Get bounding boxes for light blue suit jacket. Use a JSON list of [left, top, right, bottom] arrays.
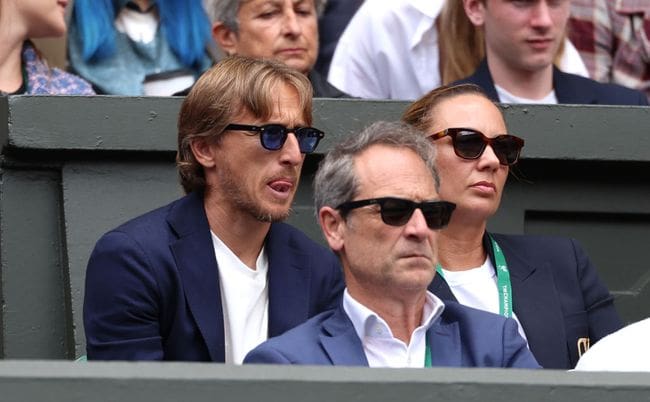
[[244, 300, 540, 368]]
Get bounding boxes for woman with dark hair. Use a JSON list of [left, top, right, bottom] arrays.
[[402, 83, 622, 369], [68, 0, 212, 95], [0, 0, 94, 95]]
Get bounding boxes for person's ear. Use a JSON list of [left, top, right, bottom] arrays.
[[189, 137, 217, 168], [212, 22, 239, 56], [463, 0, 487, 27], [319, 207, 346, 253]]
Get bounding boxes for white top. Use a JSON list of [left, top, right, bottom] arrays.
[[115, 7, 158, 44], [441, 257, 528, 342], [343, 289, 445, 368], [212, 231, 269, 364], [495, 84, 558, 104], [574, 318, 650, 372], [328, 0, 589, 100]]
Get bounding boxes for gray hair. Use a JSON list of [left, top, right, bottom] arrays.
[[205, 0, 328, 30], [313, 121, 439, 213]]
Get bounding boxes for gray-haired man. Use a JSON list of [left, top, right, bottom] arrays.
[[245, 121, 540, 368]]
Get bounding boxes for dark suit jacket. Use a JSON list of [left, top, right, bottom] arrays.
[[428, 233, 622, 369], [315, 0, 364, 77], [244, 300, 540, 368], [84, 191, 344, 361], [456, 59, 649, 105], [308, 70, 350, 98]]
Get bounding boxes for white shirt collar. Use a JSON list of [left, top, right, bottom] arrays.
[[407, 0, 445, 50], [343, 288, 445, 342]]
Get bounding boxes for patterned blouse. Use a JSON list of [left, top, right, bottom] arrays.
[[22, 41, 95, 95]]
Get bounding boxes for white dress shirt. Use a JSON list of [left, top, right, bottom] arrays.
[[343, 289, 445, 367], [328, 0, 588, 100]]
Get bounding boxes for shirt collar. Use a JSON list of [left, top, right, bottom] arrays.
[[405, 0, 445, 50], [343, 288, 445, 341]]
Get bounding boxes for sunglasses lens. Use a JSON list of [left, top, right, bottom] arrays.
[[379, 198, 415, 226], [492, 136, 522, 165], [260, 125, 287, 150], [421, 202, 455, 229], [295, 128, 322, 153], [454, 131, 486, 159]]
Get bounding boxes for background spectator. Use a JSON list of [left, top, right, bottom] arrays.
[[569, 0, 650, 103], [457, 0, 648, 104], [206, 0, 348, 98], [68, 0, 212, 95], [327, 0, 586, 100], [0, 0, 94, 95]]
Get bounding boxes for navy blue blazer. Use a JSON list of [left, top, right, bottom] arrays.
[[456, 59, 649, 105], [84, 191, 344, 361], [244, 300, 540, 368], [428, 233, 622, 369]]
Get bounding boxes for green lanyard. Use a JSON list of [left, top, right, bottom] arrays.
[[427, 236, 512, 367], [435, 235, 513, 318]]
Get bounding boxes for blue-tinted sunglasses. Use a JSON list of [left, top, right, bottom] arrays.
[[225, 123, 324, 154]]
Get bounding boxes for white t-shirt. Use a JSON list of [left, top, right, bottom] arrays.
[[440, 257, 528, 342], [343, 289, 445, 368], [574, 318, 650, 372], [212, 231, 269, 364], [495, 84, 558, 104], [328, 0, 588, 100]]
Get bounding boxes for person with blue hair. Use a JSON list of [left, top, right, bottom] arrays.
[[68, 0, 212, 95]]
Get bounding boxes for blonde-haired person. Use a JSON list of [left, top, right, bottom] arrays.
[[0, 0, 94, 95], [327, 0, 586, 100], [402, 83, 622, 369], [84, 56, 343, 363]]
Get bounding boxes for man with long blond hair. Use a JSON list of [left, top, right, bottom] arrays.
[[84, 56, 343, 363]]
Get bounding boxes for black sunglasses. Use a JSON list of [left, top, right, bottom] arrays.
[[429, 128, 524, 166], [336, 197, 456, 230], [225, 123, 324, 154]]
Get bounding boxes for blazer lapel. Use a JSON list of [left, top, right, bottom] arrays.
[[427, 316, 462, 367], [428, 274, 457, 302], [471, 59, 501, 102], [320, 308, 368, 366], [489, 233, 567, 367], [553, 67, 597, 104], [168, 192, 225, 362], [266, 223, 310, 337]]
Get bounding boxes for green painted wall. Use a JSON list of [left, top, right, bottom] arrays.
[[1, 96, 649, 361]]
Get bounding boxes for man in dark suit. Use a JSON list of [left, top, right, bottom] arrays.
[[84, 56, 344, 363], [244, 121, 539, 368], [456, 0, 648, 105]]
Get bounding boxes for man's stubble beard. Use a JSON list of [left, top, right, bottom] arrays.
[[218, 165, 295, 223]]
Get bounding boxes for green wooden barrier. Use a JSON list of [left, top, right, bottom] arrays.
[[1, 96, 649, 359]]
